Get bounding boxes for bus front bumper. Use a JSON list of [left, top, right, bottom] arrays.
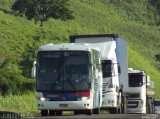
[[37, 99, 93, 110]]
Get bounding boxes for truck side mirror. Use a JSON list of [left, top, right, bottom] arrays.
[[146, 76, 150, 86], [31, 61, 36, 78], [118, 64, 121, 74]]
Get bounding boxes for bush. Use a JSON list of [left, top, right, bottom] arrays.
[[0, 58, 35, 96]]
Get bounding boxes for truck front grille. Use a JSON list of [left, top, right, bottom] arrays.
[[127, 101, 139, 108], [128, 93, 140, 98]]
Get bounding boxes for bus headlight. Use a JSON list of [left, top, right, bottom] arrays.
[[37, 97, 50, 101], [78, 97, 90, 101]]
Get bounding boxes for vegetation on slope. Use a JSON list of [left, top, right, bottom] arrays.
[[0, 0, 160, 112]]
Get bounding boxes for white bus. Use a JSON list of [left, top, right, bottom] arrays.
[[32, 43, 103, 116]]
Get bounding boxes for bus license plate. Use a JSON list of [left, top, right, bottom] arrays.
[[59, 104, 68, 107]]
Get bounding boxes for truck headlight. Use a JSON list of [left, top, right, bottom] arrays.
[[111, 100, 115, 103], [139, 100, 143, 107], [139, 100, 143, 105], [107, 100, 114, 104]]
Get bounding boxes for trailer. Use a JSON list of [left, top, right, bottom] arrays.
[[70, 34, 128, 113], [127, 68, 155, 114]]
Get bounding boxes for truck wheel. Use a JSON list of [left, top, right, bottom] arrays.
[[49, 110, 56, 116], [109, 108, 117, 114], [109, 108, 112, 114], [56, 111, 62, 116], [118, 92, 122, 114], [86, 109, 93, 115], [118, 106, 122, 114], [93, 108, 100, 114], [41, 110, 48, 116]]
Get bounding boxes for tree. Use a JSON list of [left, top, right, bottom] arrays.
[[149, 0, 160, 25], [12, 0, 74, 26]]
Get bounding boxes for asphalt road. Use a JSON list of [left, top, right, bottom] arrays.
[[0, 112, 160, 119], [35, 114, 160, 119]]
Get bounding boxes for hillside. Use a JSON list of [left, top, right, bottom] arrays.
[[0, 0, 160, 99]]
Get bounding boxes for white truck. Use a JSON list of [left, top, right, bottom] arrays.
[[154, 99, 160, 114], [127, 68, 155, 114], [32, 43, 103, 116], [70, 34, 128, 114]]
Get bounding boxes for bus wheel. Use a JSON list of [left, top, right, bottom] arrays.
[[41, 110, 48, 116], [86, 109, 93, 115], [74, 110, 80, 115], [93, 108, 100, 114], [49, 110, 56, 116], [56, 111, 62, 116]]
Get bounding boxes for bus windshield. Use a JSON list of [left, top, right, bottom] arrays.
[[36, 51, 91, 92]]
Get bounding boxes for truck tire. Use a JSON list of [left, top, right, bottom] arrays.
[[93, 108, 100, 114], [109, 108, 114, 114], [115, 107, 119, 114], [41, 110, 48, 116], [109, 108, 117, 114], [118, 106, 122, 114]]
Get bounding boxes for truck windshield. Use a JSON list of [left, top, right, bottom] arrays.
[[154, 101, 160, 106], [102, 60, 112, 78], [36, 51, 91, 92], [129, 73, 143, 87]]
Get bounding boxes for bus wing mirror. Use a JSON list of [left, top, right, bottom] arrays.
[[31, 61, 36, 78], [92, 64, 98, 79]]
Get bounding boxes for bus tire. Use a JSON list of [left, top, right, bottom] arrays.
[[74, 110, 81, 115], [86, 109, 93, 115], [41, 110, 48, 116], [49, 110, 56, 116], [56, 111, 62, 116]]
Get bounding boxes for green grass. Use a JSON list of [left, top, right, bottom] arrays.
[[0, 92, 38, 113]]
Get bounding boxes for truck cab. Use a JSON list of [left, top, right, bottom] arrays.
[[127, 68, 155, 114], [154, 99, 160, 114]]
